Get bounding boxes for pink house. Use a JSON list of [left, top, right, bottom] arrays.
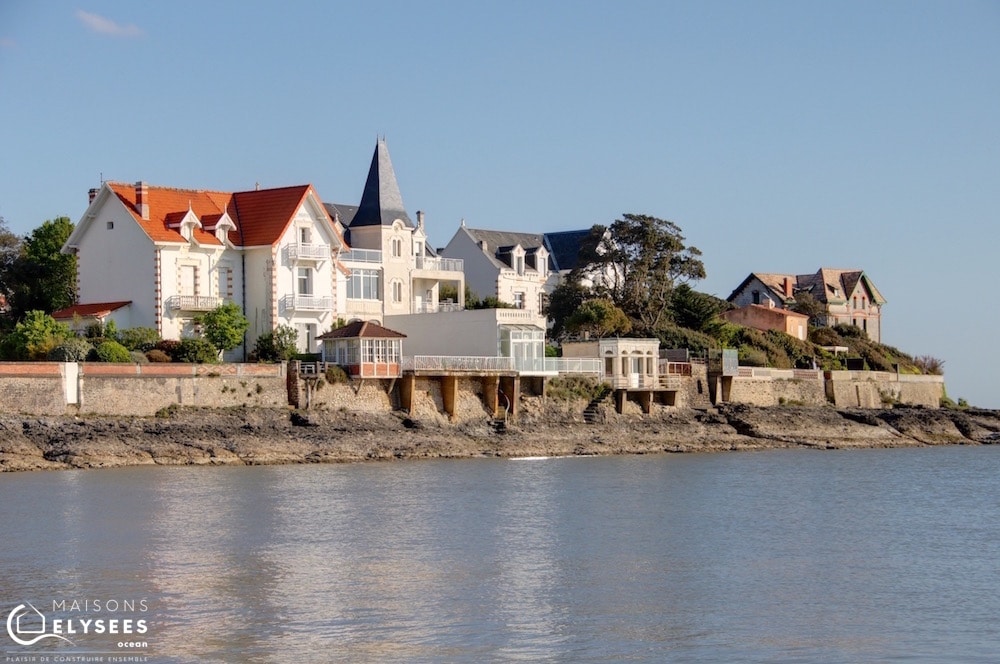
[[721, 303, 809, 341]]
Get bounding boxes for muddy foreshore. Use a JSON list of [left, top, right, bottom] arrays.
[[1, 403, 998, 472]]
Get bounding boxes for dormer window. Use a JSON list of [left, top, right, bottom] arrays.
[[516, 255, 524, 276]]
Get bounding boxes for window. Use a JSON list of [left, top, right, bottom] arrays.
[[297, 267, 313, 295], [391, 280, 403, 304], [106, 221, 114, 230], [346, 269, 381, 300], [391, 237, 403, 258], [218, 266, 233, 299], [751, 290, 760, 305], [513, 292, 524, 309], [538, 292, 548, 313], [516, 255, 525, 276], [300, 227, 311, 245], [179, 265, 197, 296]]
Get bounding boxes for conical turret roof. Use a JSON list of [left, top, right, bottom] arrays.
[[349, 138, 412, 228]]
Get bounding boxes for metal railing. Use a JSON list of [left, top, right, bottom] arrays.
[[280, 294, 334, 311], [340, 248, 382, 264], [403, 356, 516, 372], [410, 301, 465, 314], [415, 255, 464, 272], [167, 295, 223, 311], [516, 357, 603, 375], [287, 243, 331, 261]]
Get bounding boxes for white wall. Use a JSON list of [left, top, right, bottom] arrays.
[[75, 196, 157, 331], [441, 227, 500, 301]]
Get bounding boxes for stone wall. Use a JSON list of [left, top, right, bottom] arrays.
[[825, 371, 944, 409], [0, 362, 287, 417], [304, 379, 394, 414], [0, 363, 69, 415]]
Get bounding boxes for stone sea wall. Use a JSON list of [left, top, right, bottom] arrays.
[[0, 362, 946, 419]]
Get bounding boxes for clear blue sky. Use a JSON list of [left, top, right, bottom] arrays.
[[1, 1, 998, 407]]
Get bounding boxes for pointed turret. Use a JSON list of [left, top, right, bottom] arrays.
[[349, 138, 412, 228]]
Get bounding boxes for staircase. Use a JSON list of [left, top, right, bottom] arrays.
[[583, 385, 613, 424]]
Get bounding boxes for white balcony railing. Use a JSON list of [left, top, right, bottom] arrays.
[[411, 301, 465, 314], [287, 243, 331, 261], [415, 255, 464, 272], [340, 248, 382, 264], [281, 294, 334, 311], [403, 356, 516, 373], [168, 295, 223, 311]]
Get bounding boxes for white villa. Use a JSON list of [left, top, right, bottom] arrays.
[[326, 139, 465, 324], [62, 181, 344, 358]]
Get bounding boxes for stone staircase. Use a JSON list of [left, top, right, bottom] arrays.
[[583, 385, 613, 424]]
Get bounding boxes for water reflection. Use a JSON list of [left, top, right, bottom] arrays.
[[2, 447, 1000, 662]]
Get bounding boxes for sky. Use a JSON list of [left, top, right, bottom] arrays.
[[1, 1, 998, 407]]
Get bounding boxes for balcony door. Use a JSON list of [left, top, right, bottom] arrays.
[[179, 265, 197, 296]]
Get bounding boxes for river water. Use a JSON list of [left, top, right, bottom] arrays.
[[2, 446, 999, 663]]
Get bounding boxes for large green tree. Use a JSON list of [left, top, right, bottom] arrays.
[[0, 216, 22, 323], [199, 302, 249, 356], [564, 298, 632, 338], [567, 214, 706, 334], [6, 217, 77, 319]]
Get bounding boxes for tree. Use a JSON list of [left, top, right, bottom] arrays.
[[546, 281, 590, 340], [199, 302, 249, 355], [570, 214, 705, 334], [3, 310, 71, 360], [254, 324, 299, 362], [0, 216, 22, 326], [6, 217, 77, 319], [564, 298, 632, 338], [790, 291, 824, 326], [670, 284, 730, 332]]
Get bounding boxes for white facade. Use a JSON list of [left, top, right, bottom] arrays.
[[441, 225, 549, 313], [384, 308, 546, 359], [65, 181, 344, 359], [562, 337, 661, 389]]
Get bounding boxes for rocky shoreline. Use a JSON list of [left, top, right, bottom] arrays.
[[1, 403, 998, 472]]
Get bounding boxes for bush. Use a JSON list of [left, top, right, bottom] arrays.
[[255, 325, 299, 362], [145, 349, 171, 363], [324, 365, 349, 384], [154, 339, 182, 361], [92, 339, 132, 363], [809, 326, 842, 347], [175, 337, 219, 364], [130, 350, 149, 364], [546, 375, 608, 401], [117, 327, 160, 352], [47, 338, 93, 362]]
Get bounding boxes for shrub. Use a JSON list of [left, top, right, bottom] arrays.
[[913, 355, 945, 375], [145, 349, 171, 363], [738, 347, 769, 367], [324, 365, 349, 384], [254, 325, 299, 362], [6, 310, 72, 360], [130, 350, 149, 364], [47, 338, 93, 362], [175, 337, 219, 364], [200, 302, 249, 354], [154, 339, 182, 361], [546, 375, 608, 401], [92, 339, 132, 363], [117, 327, 160, 352], [833, 323, 865, 339]]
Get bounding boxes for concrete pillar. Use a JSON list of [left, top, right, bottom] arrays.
[[637, 390, 652, 414], [398, 374, 416, 413], [499, 375, 520, 418], [615, 389, 625, 414], [481, 376, 500, 417], [441, 375, 458, 418]]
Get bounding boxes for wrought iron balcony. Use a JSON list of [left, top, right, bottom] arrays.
[[280, 294, 334, 311], [168, 295, 223, 311], [286, 243, 331, 261]]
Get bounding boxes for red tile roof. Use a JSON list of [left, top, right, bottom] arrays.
[[106, 182, 336, 248], [316, 320, 407, 340], [52, 301, 131, 319]]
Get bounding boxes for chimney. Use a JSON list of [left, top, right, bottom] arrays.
[[416, 210, 425, 229], [88, 188, 99, 204], [135, 181, 149, 220], [783, 277, 793, 298]]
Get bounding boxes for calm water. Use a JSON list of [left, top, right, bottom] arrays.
[[2, 447, 1000, 663]]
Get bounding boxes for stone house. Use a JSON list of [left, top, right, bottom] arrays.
[[726, 268, 886, 342], [561, 337, 661, 389]]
